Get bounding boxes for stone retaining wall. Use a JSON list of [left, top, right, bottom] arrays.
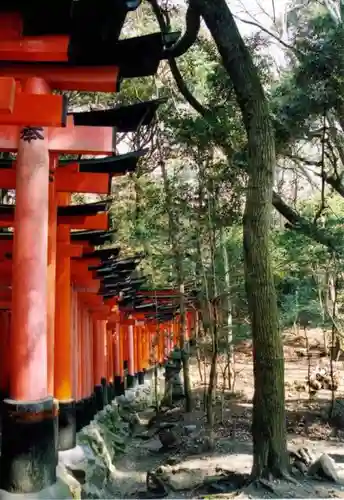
[[57, 373, 164, 499]]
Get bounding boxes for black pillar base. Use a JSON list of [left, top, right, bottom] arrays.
[[114, 376, 124, 396], [126, 374, 137, 389], [75, 399, 85, 432], [101, 377, 108, 406], [108, 382, 114, 401], [53, 399, 59, 465], [137, 371, 145, 385], [0, 387, 9, 402], [89, 392, 97, 419], [58, 399, 76, 451], [0, 397, 57, 493], [94, 384, 104, 411], [84, 396, 94, 426]]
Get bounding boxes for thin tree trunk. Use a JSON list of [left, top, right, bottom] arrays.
[[191, 0, 289, 478], [220, 226, 234, 390], [159, 160, 192, 412], [206, 181, 218, 427]]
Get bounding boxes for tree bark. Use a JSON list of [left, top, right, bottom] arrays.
[[220, 226, 234, 390], [160, 160, 193, 412], [191, 0, 289, 478]]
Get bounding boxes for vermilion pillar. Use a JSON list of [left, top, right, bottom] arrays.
[[54, 193, 76, 451], [99, 320, 109, 404], [114, 322, 124, 395], [0, 311, 10, 399], [136, 324, 145, 385], [47, 156, 58, 396], [1, 77, 56, 493], [71, 287, 78, 401], [93, 318, 106, 410], [127, 316, 136, 388], [107, 328, 114, 400]]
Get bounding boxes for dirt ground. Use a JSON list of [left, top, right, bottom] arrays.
[[110, 328, 344, 499]]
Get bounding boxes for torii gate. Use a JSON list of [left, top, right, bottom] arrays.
[[0, 1, 181, 494]]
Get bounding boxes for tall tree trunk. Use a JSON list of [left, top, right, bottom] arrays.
[[160, 160, 192, 412], [191, 0, 289, 478], [220, 226, 234, 390], [206, 181, 219, 428]]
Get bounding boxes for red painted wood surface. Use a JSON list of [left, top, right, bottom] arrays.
[[10, 77, 50, 401]]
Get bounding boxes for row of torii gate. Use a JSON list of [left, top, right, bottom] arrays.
[[0, 1, 195, 494]]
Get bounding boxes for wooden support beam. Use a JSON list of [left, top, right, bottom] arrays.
[[0, 77, 16, 114], [0, 64, 119, 92], [0, 92, 67, 127], [58, 212, 109, 230], [0, 166, 110, 194], [0, 120, 115, 154], [0, 212, 109, 230]]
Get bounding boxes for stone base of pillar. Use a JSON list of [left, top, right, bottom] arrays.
[[0, 396, 57, 493], [58, 399, 76, 451], [137, 371, 145, 385], [75, 399, 85, 432], [114, 376, 124, 396], [144, 367, 154, 381], [126, 374, 137, 389], [101, 377, 108, 406], [94, 384, 104, 411]]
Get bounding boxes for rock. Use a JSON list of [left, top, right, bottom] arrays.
[[142, 438, 163, 452], [65, 466, 86, 484], [331, 398, 344, 428], [158, 429, 179, 449], [308, 454, 339, 482], [184, 424, 197, 435], [158, 422, 176, 430], [165, 456, 180, 465], [293, 460, 309, 475], [166, 468, 207, 491]]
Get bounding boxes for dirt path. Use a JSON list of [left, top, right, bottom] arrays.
[[110, 430, 344, 498], [108, 328, 344, 498]]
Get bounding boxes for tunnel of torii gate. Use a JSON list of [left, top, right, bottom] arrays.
[[0, 0, 197, 495]]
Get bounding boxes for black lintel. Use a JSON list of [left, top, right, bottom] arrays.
[[134, 303, 157, 310], [72, 99, 165, 131], [0, 0, 73, 36], [103, 275, 145, 286], [82, 247, 120, 261], [0, 205, 14, 216], [58, 200, 111, 217], [0, 160, 12, 169], [0, 231, 13, 240], [94, 269, 132, 280], [102, 280, 145, 293], [93, 262, 135, 274], [70, 229, 116, 246], [76, 150, 147, 174], [68, 31, 180, 78], [96, 265, 136, 277], [92, 255, 142, 273], [68, 0, 141, 63]]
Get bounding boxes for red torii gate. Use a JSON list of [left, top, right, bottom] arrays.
[[0, 10, 119, 493], [0, 1, 184, 495]]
